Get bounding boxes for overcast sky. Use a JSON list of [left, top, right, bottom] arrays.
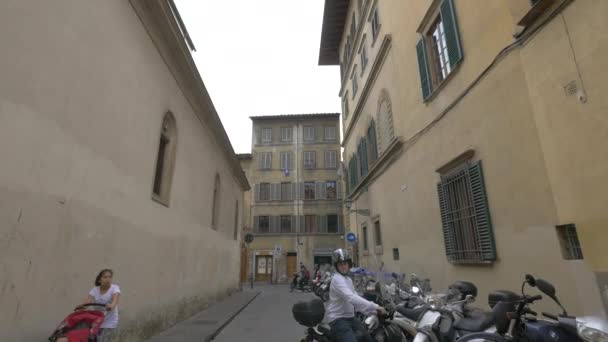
[[175, 0, 341, 153]]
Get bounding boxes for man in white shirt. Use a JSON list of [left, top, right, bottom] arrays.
[[326, 249, 386, 342]]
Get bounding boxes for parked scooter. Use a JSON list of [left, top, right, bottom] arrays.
[[456, 274, 608, 342], [291, 272, 313, 293]]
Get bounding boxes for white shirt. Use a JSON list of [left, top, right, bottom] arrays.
[[89, 284, 121, 328], [325, 273, 379, 323]]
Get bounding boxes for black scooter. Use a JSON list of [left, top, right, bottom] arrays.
[[457, 274, 608, 342]]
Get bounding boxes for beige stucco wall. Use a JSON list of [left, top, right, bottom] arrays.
[[337, 0, 607, 318], [0, 1, 245, 340]]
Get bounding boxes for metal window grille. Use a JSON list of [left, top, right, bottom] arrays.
[[557, 224, 584, 260], [392, 248, 400, 261], [374, 220, 382, 246]]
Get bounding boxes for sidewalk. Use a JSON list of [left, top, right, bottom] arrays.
[[146, 289, 260, 342]]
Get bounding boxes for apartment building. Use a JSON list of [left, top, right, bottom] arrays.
[[240, 114, 346, 283], [318, 0, 608, 317]]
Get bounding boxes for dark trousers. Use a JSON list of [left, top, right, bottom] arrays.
[[330, 317, 372, 342]]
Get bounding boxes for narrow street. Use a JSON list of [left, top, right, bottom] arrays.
[[213, 285, 312, 342]]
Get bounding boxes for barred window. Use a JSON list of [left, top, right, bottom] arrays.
[[556, 224, 583, 260], [437, 160, 496, 263]]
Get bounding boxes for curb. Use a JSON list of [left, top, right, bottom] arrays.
[[205, 291, 261, 341]]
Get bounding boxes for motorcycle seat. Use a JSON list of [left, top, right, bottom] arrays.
[[454, 310, 495, 332], [396, 305, 426, 321]]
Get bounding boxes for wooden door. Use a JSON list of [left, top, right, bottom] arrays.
[[255, 255, 273, 282], [286, 254, 297, 278], [240, 245, 248, 283]]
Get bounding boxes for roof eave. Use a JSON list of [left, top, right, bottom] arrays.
[[318, 0, 349, 66]]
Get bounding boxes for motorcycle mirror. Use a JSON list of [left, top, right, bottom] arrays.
[[525, 274, 537, 287], [412, 286, 420, 294], [535, 278, 556, 299]]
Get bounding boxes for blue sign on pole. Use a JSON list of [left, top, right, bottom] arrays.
[[346, 232, 357, 244]]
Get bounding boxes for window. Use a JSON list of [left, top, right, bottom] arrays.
[[258, 152, 272, 170], [304, 182, 315, 200], [305, 215, 317, 233], [416, 0, 463, 101], [377, 90, 395, 153], [393, 248, 400, 261], [304, 151, 316, 169], [352, 69, 359, 98], [328, 215, 339, 233], [367, 120, 378, 163], [357, 138, 369, 178], [362, 226, 369, 251], [259, 183, 270, 201], [281, 127, 293, 142], [258, 216, 270, 233], [233, 200, 239, 240], [152, 112, 177, 206], [371, 7, 381, 41], [343, 36, 351, 67], [303, 126, 316, 141], [261, 127, 272, 143], [280, 151, 292, 170], [281, 182, 292, 201], [360, 45, 368, 73], [326, 181, 337, 200], [556, 224, 583, 260], [211, 174, 221, 230], [343, 96, 350, 119], [280, 215, 292, 233], [324, 126, 337, 141], [325, 150, 338, 169], [374, 219, 383, 247], [437, 160, 496, 263]]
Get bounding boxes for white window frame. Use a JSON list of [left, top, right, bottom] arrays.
[[260, 152, 272, 170], [261, 127, 272, 143], [304, 151, 316, 169], [280, 127, 293, 142], [280, 151, 292, 170], [324, 127, 337, 141], [303, 126, 316, 141], [325, 150, 337, 169]]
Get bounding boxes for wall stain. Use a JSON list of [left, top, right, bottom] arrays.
[[14, 300, 20, 320]]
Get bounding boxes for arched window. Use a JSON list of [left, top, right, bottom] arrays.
[[211, 173, 221, 230], [152, 112, 177, 206], [377, 89, 395, 154]]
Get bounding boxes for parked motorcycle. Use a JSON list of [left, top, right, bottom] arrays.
[[456, 274, 608, 342], [291, 272, 313, 293]]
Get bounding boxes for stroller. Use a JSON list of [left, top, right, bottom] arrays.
[[48, 303, 107, 342]]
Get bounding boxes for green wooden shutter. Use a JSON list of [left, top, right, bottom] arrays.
[[361, 139, 368, 177], [440, 0, 463, 68], [437, 181, 457, 261], [469, 160, 496, 261], [416, 39, 432, 101], [368, 121, 378, 163]]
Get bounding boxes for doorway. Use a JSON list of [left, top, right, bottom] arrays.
[[286, 253, 297, 278], [255, 255, 273, 282], [314, 255, 332, 269]]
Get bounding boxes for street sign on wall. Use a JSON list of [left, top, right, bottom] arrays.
[[346, 232, 357, 245]]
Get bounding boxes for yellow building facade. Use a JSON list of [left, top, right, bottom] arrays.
[[319, 0, 608, 317], [240, 114, 346, 283]]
